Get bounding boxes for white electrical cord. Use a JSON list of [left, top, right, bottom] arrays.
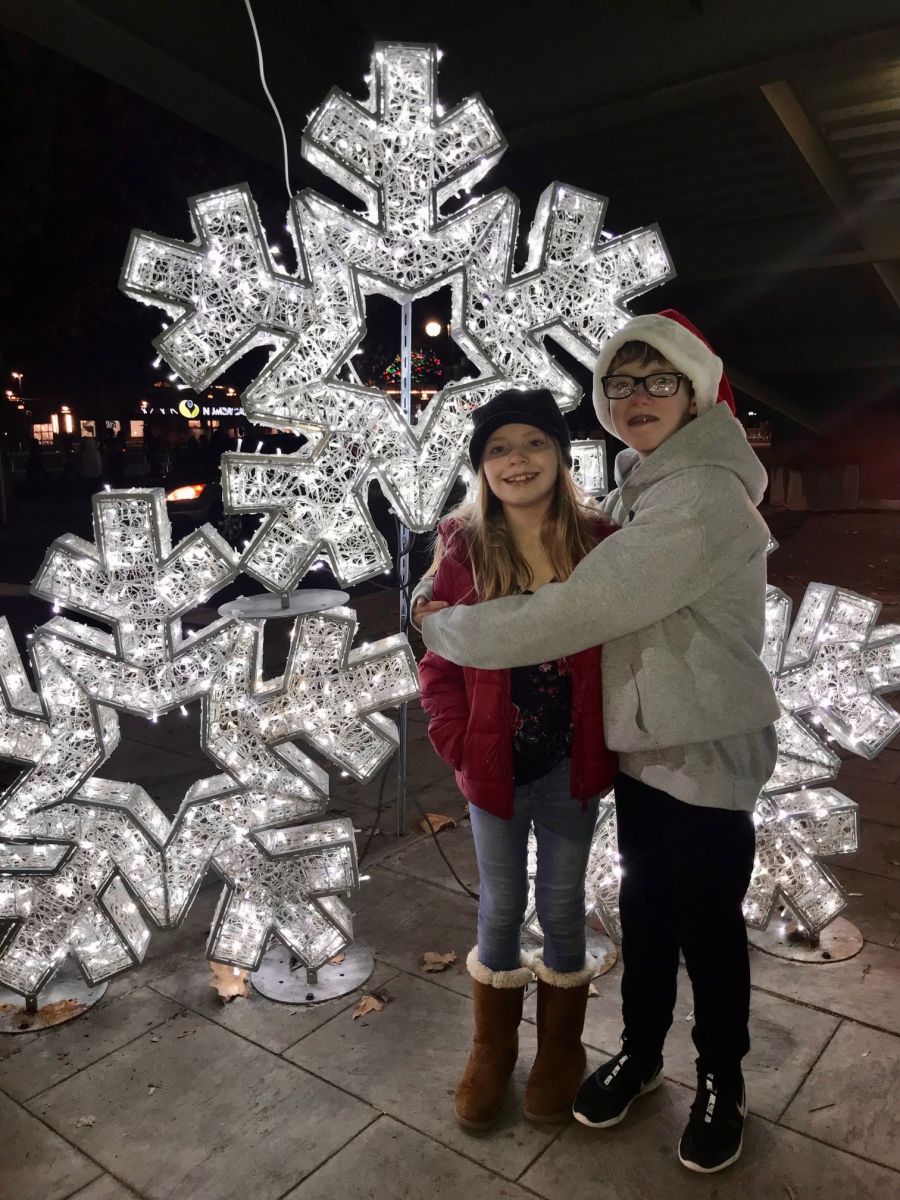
[[244, 0, 293, 199]]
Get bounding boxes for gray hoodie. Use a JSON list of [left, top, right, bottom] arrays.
[[420, 404, 780, 811]]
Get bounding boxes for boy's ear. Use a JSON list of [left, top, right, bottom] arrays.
[[689, 397, 698, 416]]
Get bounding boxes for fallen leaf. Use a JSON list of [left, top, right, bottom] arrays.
[[75, 1115, 96, 1129], [352, 988, 391, 1020], [418, 812, 456, 834], [208, 961, 251, 1002], [147, 1084, 160, 1095], [588, 982, 600, 997], [421, 950, 457, 972], [784, 1185, 797, 1200], [329, 952, 346, 965], [150, 1035, 160, 1044], [861, 1050, 870, 1057]]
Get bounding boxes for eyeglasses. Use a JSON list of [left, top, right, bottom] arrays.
[[601, 372, 687, 400]]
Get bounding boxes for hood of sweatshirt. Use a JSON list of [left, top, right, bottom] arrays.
[[612, 404, 768, 509]]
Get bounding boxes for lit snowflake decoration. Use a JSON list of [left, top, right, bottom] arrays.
[[525, 579, 900, 945], [0, 492, 418, 997], [121, 40, 674, 584], [744, 581, 899, 931]]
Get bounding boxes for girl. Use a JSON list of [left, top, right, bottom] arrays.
[[418, 388, 617, 1129]]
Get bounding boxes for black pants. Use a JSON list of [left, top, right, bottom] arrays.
[[615, 772, 756, 1078]]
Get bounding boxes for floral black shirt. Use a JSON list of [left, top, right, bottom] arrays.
[[510, 656, 574, 786]]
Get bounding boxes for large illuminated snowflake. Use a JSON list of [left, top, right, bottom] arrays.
[[525, 580, 900, 944], [0, 491, 418, 997], [120, 41, 673, 587]]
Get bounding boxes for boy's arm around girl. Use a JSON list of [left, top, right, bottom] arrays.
[[421, 464, 767, 669]]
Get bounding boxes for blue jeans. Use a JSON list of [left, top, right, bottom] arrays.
[[468, 759, 600, 974]]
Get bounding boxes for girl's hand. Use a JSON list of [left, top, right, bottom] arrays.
[[412, 598, 449, 631]]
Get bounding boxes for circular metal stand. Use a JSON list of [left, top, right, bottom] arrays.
[[0, 961, 107, 1034], [748, 915, 863, 963], [218, 589, 349, 621], [251, 940, 375, 1004]]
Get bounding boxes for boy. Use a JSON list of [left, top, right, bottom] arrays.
[[417, 310, 779, 1173]]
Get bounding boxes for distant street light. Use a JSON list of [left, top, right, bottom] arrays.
[[424, 319, 442, 338]]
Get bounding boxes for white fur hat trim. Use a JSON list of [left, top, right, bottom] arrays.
[[592, 313, 723, 434]]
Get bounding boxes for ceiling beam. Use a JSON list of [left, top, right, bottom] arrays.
[[761, 80, 900, 319]]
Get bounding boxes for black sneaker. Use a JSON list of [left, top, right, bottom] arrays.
[[678, 1071, 748, 1173], [572, 1049, 664, 1128]]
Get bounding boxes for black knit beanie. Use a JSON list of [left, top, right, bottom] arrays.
[[469, 389, 572, 470]]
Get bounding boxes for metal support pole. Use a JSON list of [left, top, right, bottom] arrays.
[[396, 300, 413, 837]]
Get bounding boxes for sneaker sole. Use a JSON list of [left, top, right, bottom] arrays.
[[677, 1096, 748, 1173], [678, 1134, 743, 1174], [572, 1069, 664, 1129]]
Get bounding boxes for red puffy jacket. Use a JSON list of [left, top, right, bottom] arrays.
[[418, 518, 618, 819]]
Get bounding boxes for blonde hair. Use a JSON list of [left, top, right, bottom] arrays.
[[428, 442, 601, 601]]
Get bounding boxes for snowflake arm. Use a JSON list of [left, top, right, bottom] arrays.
[[223, 445, 391, 589], [208, 818, 357, 971], [249, 607, 419, 781], [462, 184, 673, 407], [301, 42, 508, 297], [120, 185, 311, 390]]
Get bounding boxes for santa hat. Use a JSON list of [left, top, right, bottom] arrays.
[[592, 309, 736, 435]]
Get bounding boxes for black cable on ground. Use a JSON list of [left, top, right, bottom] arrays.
[[408, 788, 479, 902], [358, 757, 394, 866]]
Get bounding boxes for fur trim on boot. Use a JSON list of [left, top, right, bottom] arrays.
[[466, 946, 534, 989], [454, 949, 534, 1129], [527, 950, 597, 988], [523, 955, 594, 1122]]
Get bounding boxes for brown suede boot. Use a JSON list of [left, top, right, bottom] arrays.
[[523, 955, 595, 1122], [454, 948, 534, 1129]]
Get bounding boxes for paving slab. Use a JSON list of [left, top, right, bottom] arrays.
[[283, 969, 561, 1178], [781, 1020, 900, 1171], [26, 1012, 376, 1200], [833, 865, 900, 949], [0, 986, 180, 1102], [67, 1177, 141, 1200], [353, 867, 479, 997], [840, 819, 900, 882], [838, 748, 900, 786], [283, 1114, 538, 1200], [840, 778, 900, 827], [520, 1078, 899, 1200], [151, 955, 398, 1054], [749, 940, 900, 1034], [378, 818, 480, 894], [0, 1090, 101, 1200], [529, 961, 840, 1121]]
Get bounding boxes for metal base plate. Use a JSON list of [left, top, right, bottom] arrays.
[[251, 941, 375, 1005], [219, 589, 350, 621], [0, 961, 107, 1034], [748, 916, 864, 963]]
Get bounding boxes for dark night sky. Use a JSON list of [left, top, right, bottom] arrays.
[[1, 29, 294, 410]]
